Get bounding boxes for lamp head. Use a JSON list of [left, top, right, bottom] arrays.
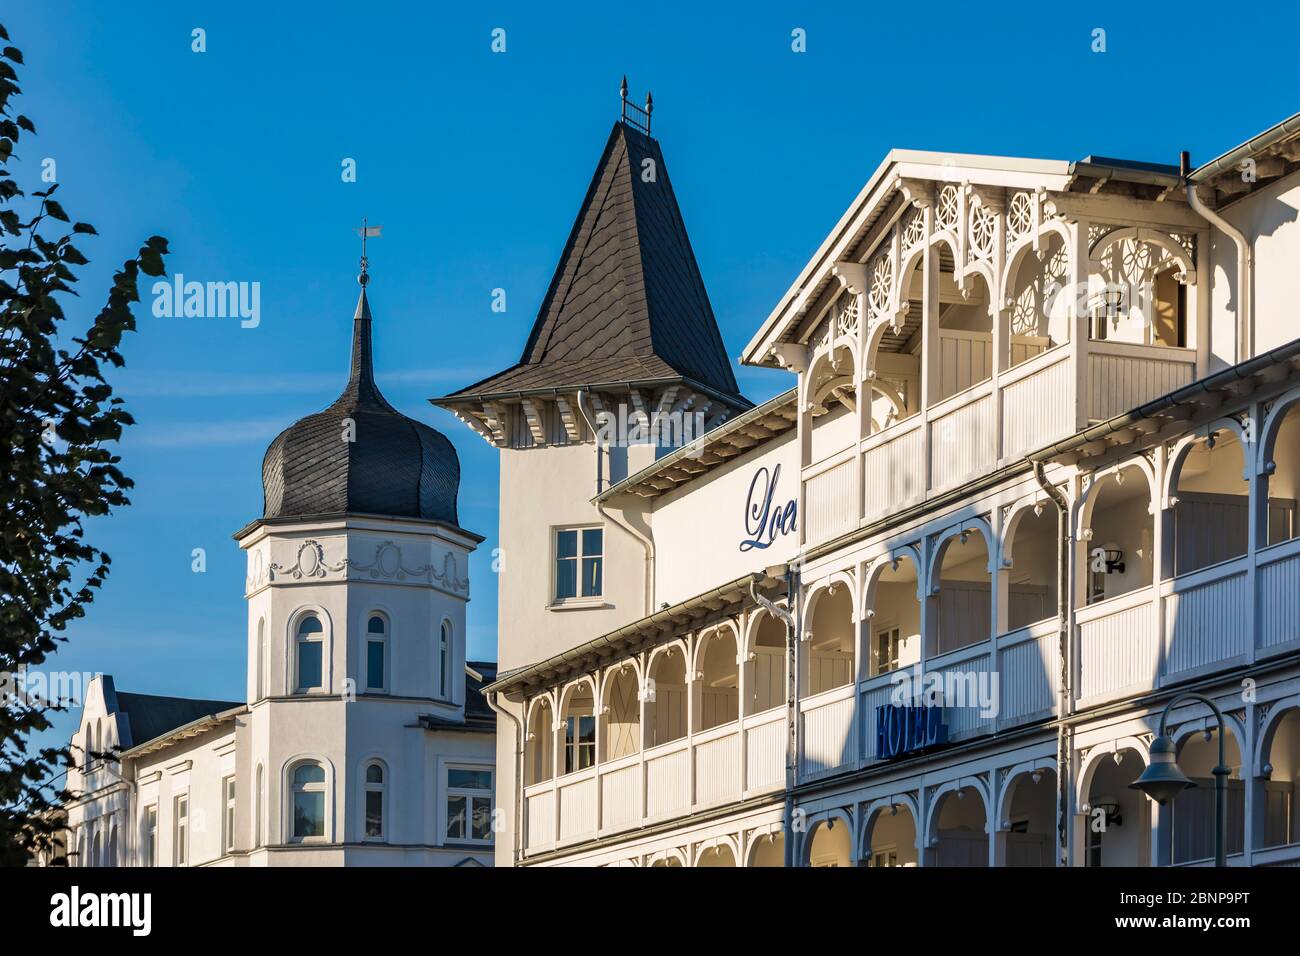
[[1130, 735, 1195, 805]]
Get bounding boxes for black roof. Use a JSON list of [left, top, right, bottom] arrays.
[[438, 121, 745, 406], [261, 286, 463, 527], [114, 692, 241, 749]]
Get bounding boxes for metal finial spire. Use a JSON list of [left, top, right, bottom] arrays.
[[355, 218, 382, 286], [645, 90, 653, 115], [620, 75, 628, 102], [618, 78, 653, 135]]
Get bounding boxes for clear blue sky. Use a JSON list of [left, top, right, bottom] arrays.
[[8, 1, 1298, 753]]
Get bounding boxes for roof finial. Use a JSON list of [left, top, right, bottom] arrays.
[[618, 78, 653, 135], [355, 218, 382, 287]]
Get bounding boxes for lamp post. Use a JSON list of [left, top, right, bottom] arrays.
[[1129, 691, 1230, 867]]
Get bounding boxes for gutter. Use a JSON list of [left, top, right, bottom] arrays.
[[1187, 111, 1300, 185], [485, 691, 524, 867], [117, 705, 247, 759], [1182, 151, 1253, 362], [482, 572, 770, 695], [1032, 461, 1072, 867]]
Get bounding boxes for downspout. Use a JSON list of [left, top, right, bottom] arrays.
[[1182, 150, 1253, 362], [1032, 461, 1072, 868], [577, 389, 655, 616], [750, 567, 799, 868], [486, 690, 523, 867]]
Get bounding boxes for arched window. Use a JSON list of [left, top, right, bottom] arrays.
[[255, 618, 266, 700], [295, 615, 324, 692], [108, 824, 119, 868], [525, 699, 554, 785], [363, 761, 386, 841], [439, 621, 451, 699], [254, 765, 264, 849], [366, 615, 388, 693], [91, 831, 101, 869], [290, 762, 327, 841]]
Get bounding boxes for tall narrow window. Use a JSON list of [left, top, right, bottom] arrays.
[[363, 762, 386, 841], [143, 805, 157, 866], [366, 615, 387, 692], [564, 714, 596, 773], [296, 615, 324, 692], [222, 775, 236, 854], [255, 618, 265, 700], [173, 794, 189, 866], [290, 762, 326, 841], [439, 621, 451, 699], [254, 765, 264, 849], [554, 527, 603, 600], [446, 767, 493, 843]]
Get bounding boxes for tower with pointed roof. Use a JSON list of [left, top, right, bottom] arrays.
[[435, 89, 750, 671]]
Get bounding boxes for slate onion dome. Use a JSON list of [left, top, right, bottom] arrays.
[[260, 268, 461, 526]]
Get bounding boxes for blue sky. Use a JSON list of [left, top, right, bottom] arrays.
[[8, 1, 1299, 753]]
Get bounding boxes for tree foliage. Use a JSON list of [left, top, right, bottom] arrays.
[[0, 22, 168, 865]]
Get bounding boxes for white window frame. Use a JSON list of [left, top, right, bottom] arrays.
[[365, 613, 389, 694], [173, 793, 189, 867], [142, 804, 157, 866], [294, 612, 325, 694], [222, 775, 236, 854], [443, 763, 494, 846], [254, 764, 264, 850], [255, 618, 266, 700], [872, 624, 902, 677], [288, 760, 328, 844], [438, 620, 452, 700], [551, 525, 604, 605], [361, 760, 387, 842]]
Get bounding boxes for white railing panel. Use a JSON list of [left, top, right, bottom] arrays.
[[694, 727, 741, 807], [557, 774, 596, 842], [805, 456, 857, 545], [860, 679, 898, 767], [1077, 590, 1155, 701], [1163, 564, 1248, 677], [924, 646, 993, 740], [929, 392, 995, 492], [1001, 354, 1073, 458], [1087, 344, 1194, 421], [524, 787, 554, 851], [744, 711, 786, 794], [999, 624, 1059, 724], [1259, 546, 1300, 652], [863, 422, 925, 519], [599, 762, 640, 833], [800, 686, 856, 778], [644, 744, 691, 821]]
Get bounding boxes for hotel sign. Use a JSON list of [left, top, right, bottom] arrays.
[[739, 463, 798, 552], [875, 703, 949, 760]]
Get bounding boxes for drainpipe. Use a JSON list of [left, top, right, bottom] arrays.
[[486, 690, 523, 867], [1032, 461, 1072, 867], [1182, 150, 1253, 362], [750, 565, 799, 867], [577, 389, 656, 616]]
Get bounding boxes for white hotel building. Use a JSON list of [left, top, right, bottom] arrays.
[[442, 106, 1300, 867], [60, 275, 497, 867]]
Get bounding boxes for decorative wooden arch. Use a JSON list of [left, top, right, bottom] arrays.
[[744, 821, 785, 866], [1088, 227, 1197, 286], [691, 833, 741, 867], [925, 514, 997, 596], [692, 619, 742, 677], [803, 569, 859, 641], [800, 806, 856, 866], [1000, 491, 1061, 570], [995, 759, 1057, 830], [1257, 383, 1300, 476], [999, 220, 1073, 308], [861, 545, 925, 620], [861, 792, 923, 855], [1074, 455, 1160, 539], [1254, 694, 1300, 773], [1075, 736, 1151, 808], [598, 658, 643, 716], [924, 776, 993, 846], [1162, 417, 1251, 508]]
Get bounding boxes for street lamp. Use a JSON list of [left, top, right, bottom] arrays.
[[1129, 691, 1230, 867]]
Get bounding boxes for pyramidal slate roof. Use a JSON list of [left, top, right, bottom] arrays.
[[437, 121, 747, 407], [259, 285, 463, 527]]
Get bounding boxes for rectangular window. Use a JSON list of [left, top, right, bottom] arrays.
[[873, 626, 901, 676], [554, 527, 603, 601], [564, 715, 596, 773], [173, 794, 188, 867], [297, 640, 323, 691], [366, 639, 384, 691], [222, 776, 236, 853], [446, 767, 493, 844], [143, 805, 157, 866]]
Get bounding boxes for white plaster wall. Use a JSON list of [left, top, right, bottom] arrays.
[[652, 430, 799, 609]]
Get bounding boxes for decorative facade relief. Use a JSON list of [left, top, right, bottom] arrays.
[[254, 538, 470, 594]]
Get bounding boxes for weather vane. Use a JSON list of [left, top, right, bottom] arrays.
[[355, 218, 382, 286]]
